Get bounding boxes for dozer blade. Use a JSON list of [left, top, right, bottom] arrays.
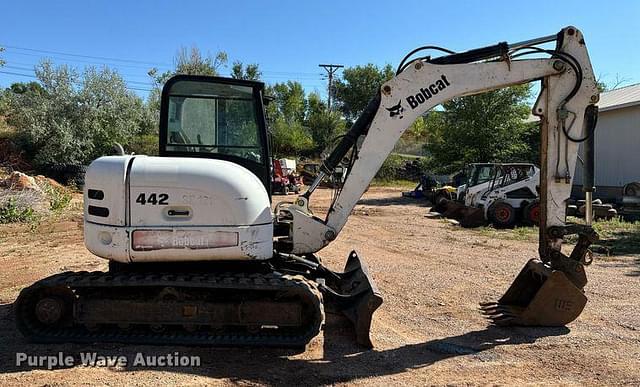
[[481, 259, 587, 326], [321, 251, 383, 348]]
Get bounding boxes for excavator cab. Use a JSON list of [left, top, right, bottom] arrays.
[[158, 75, 272, 193]]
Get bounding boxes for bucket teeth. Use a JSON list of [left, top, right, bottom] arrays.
[[479, 302, 524, 325]]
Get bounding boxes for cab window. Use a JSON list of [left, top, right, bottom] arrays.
[[164, 80, 263, 163]]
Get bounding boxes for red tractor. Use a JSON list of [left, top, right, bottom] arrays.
[[272, 159, 302, 195]]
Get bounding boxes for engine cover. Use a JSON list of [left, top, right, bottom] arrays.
[[84, 156, 273, 263]]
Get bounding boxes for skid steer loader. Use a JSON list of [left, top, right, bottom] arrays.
[[434, 163, 540, 227], [16, 26, 600, 348]]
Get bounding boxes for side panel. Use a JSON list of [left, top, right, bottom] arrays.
[[84, 156, 134, 226], [128, 157, 272, 227]]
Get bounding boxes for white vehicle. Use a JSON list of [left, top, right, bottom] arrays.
[[460, 163, 540, 227], [17, 27, 600, 348]]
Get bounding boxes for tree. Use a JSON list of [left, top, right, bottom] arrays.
[[264, 81, 313, 157], [304, 92, 345, 154], [231, 61, 261, 81], [149, 46, 228, 84], [267, 81, 307, 124], [270, 116, 314, 156], [7, 82, 45, 95], [6, 61, 149, 166], [333, 63, 394, 122], [307, 108, 345, 155], [147, 46, 228, 116], [425, 85, 534, 174], [596, 73, 631, 92]]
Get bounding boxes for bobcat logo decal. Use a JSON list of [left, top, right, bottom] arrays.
[[386, 100, 404, 118]]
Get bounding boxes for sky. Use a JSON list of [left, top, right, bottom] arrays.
[[1, 0, 639, 100]]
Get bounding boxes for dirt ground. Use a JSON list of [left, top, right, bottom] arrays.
[[0, 187, 638, 386]]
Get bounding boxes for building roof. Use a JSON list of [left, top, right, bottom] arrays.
[[599, 83, 640, 112]]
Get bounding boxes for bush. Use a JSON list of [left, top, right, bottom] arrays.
[[42, 181, 72, 211], [5, 62, 152, 167], [127, 134, 158, 156], [375, 154, 430, 181], [271, 117, 314, 157], [0, 196, 36, 223]]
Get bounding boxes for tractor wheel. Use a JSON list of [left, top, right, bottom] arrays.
[[624, 182, 640, 197], [488, 201, 517, 228], [523, 201, 541, 226]]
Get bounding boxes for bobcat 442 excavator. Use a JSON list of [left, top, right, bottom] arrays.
[[16, 26, 600, 348]]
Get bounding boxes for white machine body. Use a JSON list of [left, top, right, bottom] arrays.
[[461, 164, 540, 216], [84, 156, 273, 263]]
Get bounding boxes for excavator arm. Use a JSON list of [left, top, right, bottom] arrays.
[[276, 26, 599, 328]]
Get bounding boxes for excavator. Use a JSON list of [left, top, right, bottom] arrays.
[[16, 26, 600, 348]]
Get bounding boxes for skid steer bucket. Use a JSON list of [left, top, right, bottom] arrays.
[[481, 259, 587, 326], [433, 199, 486, 228]]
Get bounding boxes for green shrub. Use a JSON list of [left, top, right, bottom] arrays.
[[0, 197, 36, 223], [43, 183, 71, 212], [375, 154, 430, 181], [5, 62, 152, 167], [127, 134, 159, 156]]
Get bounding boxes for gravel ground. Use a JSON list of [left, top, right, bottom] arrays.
[[0, 187, 638, 386]]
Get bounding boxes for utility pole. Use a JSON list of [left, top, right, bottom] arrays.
[[319, 64, 343, 110]]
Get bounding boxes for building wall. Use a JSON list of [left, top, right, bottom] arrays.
[[572, 104, 640, 200]]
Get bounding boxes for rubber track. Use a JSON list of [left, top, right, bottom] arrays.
[[15, 271, 324, 347]]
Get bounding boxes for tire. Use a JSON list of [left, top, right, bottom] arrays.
[[488, 201, 517, 228], [283, 186, 289, 195], [523, 200, 541, 226], [624, 182, 640, 197]]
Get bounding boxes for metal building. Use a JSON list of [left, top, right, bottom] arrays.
[[572, 83, 640, 200]]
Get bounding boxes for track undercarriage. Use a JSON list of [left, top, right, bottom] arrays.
[[15, 251, 382, 348]]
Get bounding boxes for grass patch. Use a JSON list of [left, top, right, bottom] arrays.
[[370, 179, 416, 189], [473, 225, 538, 242], [568, 216, 640, 256], [470, 217, 640, 256]]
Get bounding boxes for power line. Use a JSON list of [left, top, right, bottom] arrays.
[[2, 47, 325, 78], [2, 65, 153, 87], [1, 44, 328, 85], [0, 43, 327, 93], [1, 43, 170, 66], [0, 70, 38, 78], [4, 59, 159, 80], [2, 50, 169, 70], [0, 70, 152, 92], [0, 43, 328, 79]]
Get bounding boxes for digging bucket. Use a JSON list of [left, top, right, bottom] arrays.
[[481, 259, 587, 326], [320, 251, 383, 348]]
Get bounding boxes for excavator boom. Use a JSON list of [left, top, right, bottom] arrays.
[[277, 26, 599, 329]]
